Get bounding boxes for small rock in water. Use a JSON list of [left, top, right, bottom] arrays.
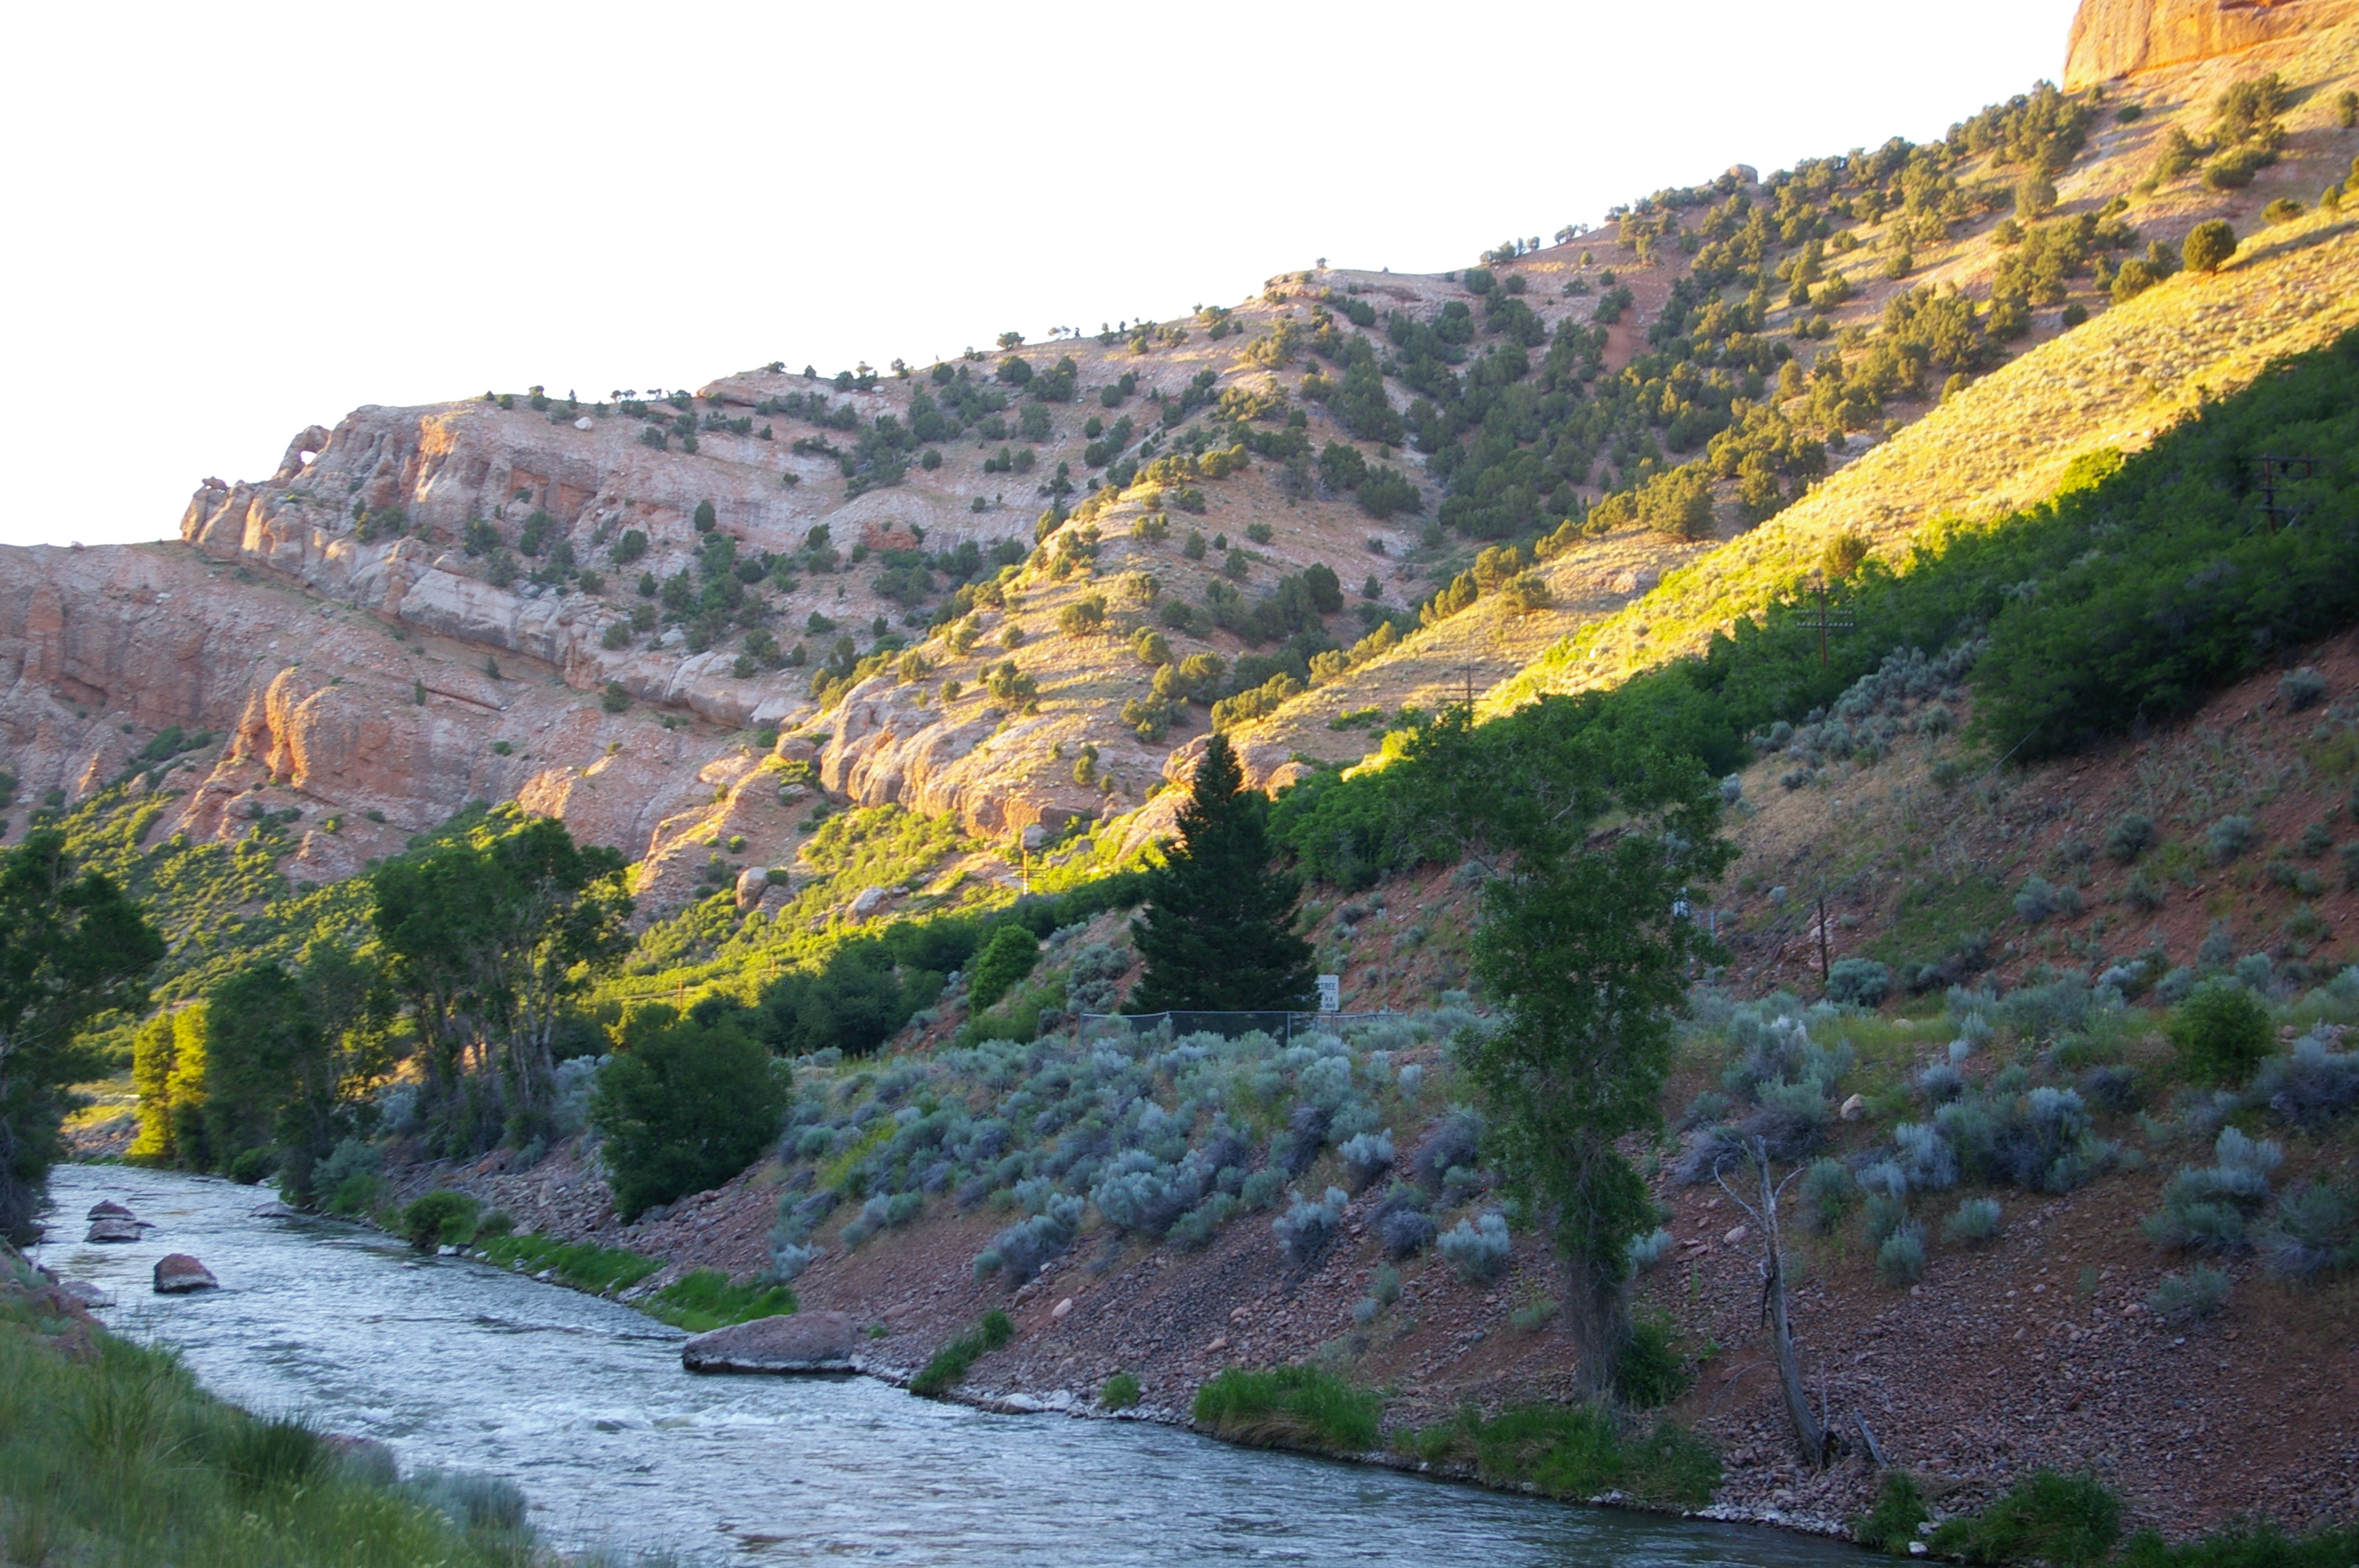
[[88, 1200, 135, 1221], [86, 1217, 143, 1243], [250, 1200, 299, 1219], [153, 1254, 219, 1294], [60, 1279, 115, 1309]]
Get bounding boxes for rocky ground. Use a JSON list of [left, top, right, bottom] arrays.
[[379, 1041, 2359, 1545]]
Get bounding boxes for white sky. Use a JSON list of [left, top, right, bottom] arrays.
[[0, 1, 2082, 548]]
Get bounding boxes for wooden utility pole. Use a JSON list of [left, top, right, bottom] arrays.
[[1798, 568, 1854, 669], [2252, 456, 2315, 532]]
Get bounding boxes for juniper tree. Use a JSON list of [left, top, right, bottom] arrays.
[[1129, 734, 1316, 1013]]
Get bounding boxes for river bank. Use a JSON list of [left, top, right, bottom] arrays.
[[363, 1102, 2359, 1549], [31, 1165, 1870, 1568]]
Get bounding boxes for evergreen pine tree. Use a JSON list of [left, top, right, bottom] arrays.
[[1128, 734, 1316, 1013]]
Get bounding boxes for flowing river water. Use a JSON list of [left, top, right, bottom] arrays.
[[35, 1166, 1866, 1566]]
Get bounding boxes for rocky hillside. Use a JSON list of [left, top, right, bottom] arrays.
[[3, 2, 2353, 913]]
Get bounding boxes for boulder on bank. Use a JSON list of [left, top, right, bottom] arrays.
[[682, 1311, 855, 1374], [59, 1279, 115, 1309], [85, 1217, 143, 1243], [153, 1254, 218, 1294]]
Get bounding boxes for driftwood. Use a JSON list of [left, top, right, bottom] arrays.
[[1720, 1138, 1836, 1468]]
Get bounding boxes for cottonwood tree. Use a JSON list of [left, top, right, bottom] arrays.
[[1129, 734, 1317, 1013], [194, 938, 394, 1202], [0, 830, 162, 1243], [1399, 700, 1732, 1396], [371, 808, 632, 1152]]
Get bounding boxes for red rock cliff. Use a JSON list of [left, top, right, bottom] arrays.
[[2064, 0, 2358, 89]]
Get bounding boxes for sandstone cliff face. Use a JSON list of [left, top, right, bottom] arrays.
[[2064, 0, 2357, 89]]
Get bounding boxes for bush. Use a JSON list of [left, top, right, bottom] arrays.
[[1101, 1371, 1141, 1410], [1943, 1196, 2002, 1244], [2105, 813, 2156, 863], [1193, 1364, 1383, 1454], [1616, 1312, 1692, 1408], [2205, 814, 2258, 863], [1438, 1212, 1512, 1282], [966, 924, 1041, 1012], [2258, 1180, 2357, 1281], [1274, 1186, 1347, 1267], [1337, 1131, 1394, 1192], [909, 1310, 1014, 1397], [2166, 981, 2271, 1085], [2147, 1265, 2231, 1322], [1876, 1220, 1927, 1286], [398, 1190, 480, 1252], [2014, 876, 2079, 924], [2279, 666, 2327, 710], [2183, 220, 2237, 274], [1826, 958, 1892, 1007], [2252, 1034, 2359, 1130], [591, 1000, 791, 1220], [1929, 1470, 2124, 1568], [1803, 1157, 1856, 1232]]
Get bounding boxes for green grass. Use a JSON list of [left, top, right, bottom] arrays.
[[1100, 1371, 1141, 1410], [1192, 1364, 1384, 1455], [474, 1232, 659, 1295], [2118, 1523, 2359, 1568], [1395, 1402, 1721, 1508], [1856, 1469, 1932, 1554], [1866, 873, 2010, 976], [1928, 1469, 2123, 1567], [0, 1269, 533, 1566], [643, 1269, 797, 1333], [909, 1310, 1014, 1398]]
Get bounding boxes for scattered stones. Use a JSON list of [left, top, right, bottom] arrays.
[[152, 1254, 218, 1294], [682, 1311, 857, 1374]]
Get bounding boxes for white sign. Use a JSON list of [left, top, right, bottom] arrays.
[[1316, 975, 1340, 1013]]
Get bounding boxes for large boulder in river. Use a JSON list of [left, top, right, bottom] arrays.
[[682, 1311, 856, 1374], [153, 1254, 218, 1294], [88, 1200, 134, 1220], [86, 1217, 143, 1243]]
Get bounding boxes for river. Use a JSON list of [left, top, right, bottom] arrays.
[[35, 1165, 1866, 1566]]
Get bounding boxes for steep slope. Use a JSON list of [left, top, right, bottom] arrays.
[[2, 3, 2354, 910]]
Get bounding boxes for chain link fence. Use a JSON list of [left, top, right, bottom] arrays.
[[1077, 1010, 1405, 1047]]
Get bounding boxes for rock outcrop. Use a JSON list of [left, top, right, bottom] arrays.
[[681, 1309, 857, 1373], [2064, 0, 2358, 89]]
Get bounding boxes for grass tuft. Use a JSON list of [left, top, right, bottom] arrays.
[[1193, 1364, 1384, 1455], [644, 1269, 797, 1333], [909, 1310, 1014, 1398], [1928, 1469, 2123, 1567], [475, 1232, 660, 1294]]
